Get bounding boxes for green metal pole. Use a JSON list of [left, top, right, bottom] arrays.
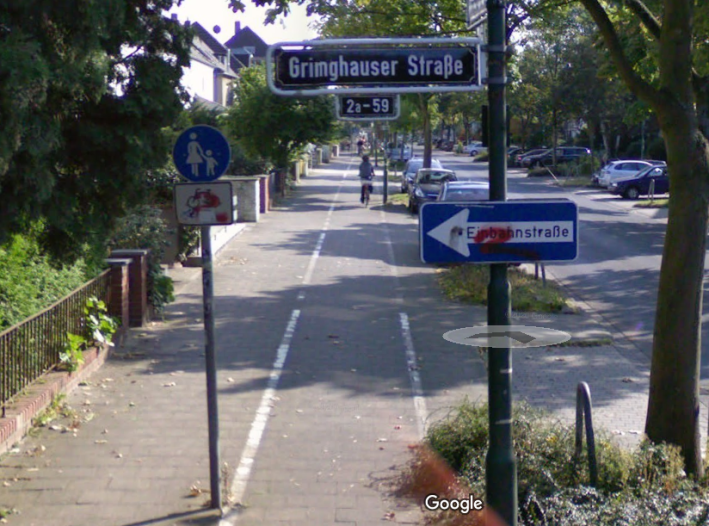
[[485, 1, 517, 525]]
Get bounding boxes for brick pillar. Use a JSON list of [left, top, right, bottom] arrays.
[[110, 249, 150, 328], [258, 174, 270, 214], [105, 258, 131, 331]]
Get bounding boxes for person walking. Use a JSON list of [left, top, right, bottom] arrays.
[[358, 155, 375, 204]]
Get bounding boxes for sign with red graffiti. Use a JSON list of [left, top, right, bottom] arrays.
[[174, 182, 235, 226], [419, 200, 578, 264]]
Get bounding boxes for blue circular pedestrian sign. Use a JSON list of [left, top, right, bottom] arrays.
[[173, 125, 231, 182]]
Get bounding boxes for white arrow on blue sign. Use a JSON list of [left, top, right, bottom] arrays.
[[173, 125, 231, 182], [419, 199, 579, 264]]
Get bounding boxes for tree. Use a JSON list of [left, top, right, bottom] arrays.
[[223, 64, 337, 179], [0, 1, 192, 262], [573, 0, 709, 475]]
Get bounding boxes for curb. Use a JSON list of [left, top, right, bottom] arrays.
[[0, 345, 110, 457]]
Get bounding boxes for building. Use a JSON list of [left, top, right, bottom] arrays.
[[176, 17, 242, 110], [224, 21, 269, 67]]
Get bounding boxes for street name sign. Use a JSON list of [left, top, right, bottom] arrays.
[[336, 95, 400, 121], [173, 125, 231, 182], [174, 182, 235, 226], [267, 38, 484, 96], [419, 199, 578, 264]]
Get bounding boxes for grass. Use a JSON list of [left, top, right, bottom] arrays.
[[385, 193, 409, 206], [397, 400, 709, 526], [438, 264, 571, 313], [555, 175, 595, 187], [635, 198, 669, 208]]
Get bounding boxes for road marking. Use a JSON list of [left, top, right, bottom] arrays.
[[400, 312, 429, 439], [222, 159, 354, 523], [221, 309, 300, 524], [379, 208, 428, 439]]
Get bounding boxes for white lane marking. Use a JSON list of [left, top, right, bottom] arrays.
[[221, 159, 355, 523], [379, 208, 428, 440], [221, 309, 300, 524], [400, 312, 428, 439]]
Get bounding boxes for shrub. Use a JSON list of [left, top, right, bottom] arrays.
[[108, 205, 174, 313], [420, 400, 709, 526], [0, 227, 91, 329]]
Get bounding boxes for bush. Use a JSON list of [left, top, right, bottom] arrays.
[[0, 227, 91, 329], [108, 205, 175, 313], [420, 400, 709, 526]]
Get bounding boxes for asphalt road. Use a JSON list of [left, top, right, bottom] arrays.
[[424, 149, 709, 383]]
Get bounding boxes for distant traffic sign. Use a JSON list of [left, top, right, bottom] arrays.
[[419, 200, 578, 264], [336, 95, 400, 121], [267, 38, 484, 96], [173, 125, 231, 182], [466, 0, 487, 30]]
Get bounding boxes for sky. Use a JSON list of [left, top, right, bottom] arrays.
[[168, 0, 320, 45]]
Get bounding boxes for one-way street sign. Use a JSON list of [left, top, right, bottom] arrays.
[[419, 199, 579, 264], [267, 38, 484, 96]]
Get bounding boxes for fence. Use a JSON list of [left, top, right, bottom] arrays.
[[0, 270, 112, 413]]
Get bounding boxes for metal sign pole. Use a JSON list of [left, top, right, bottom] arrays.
[[201, 226, 221, 509], [485, 0, 518, 525]]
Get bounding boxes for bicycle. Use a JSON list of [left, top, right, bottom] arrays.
[[362, 180, 372, 206]]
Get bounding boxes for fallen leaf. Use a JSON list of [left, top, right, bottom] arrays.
[[377, 438, 388, 443], [163, 382, 177, 387], [95, 440, 108, 444], [384, 511, 396, 520], [227, 377, 235, 383], [622, 377, 633, 383]]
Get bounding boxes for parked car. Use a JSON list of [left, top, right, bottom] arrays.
[[387, 144, 413, 162], [437, 180, 489, 202], [401, 157, 444, 193], [609, 165, 668, 199], [597, 160, 665, 188], [469, 144, 488, 157], [522, 147, 591, 168], [513, 148, 547, 167], [408, 168, 458, 213]]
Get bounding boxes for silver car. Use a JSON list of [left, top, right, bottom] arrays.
[[598, 160, 665, 188], [401, 157, 444, 193]]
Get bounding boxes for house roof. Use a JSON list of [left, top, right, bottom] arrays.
[[224, 26, 269, 59], [188, 22, 238, 78]]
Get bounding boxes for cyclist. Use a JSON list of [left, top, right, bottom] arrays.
[[358, 155, 375, 204]]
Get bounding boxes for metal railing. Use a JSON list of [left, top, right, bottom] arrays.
[[575, 381, 599, 487], [0, 270, 112, 413]]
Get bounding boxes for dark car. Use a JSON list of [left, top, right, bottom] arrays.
[[408, 168, 457, 213], [513, 148, 547, 167], [523, 147, 591, 168], [437, 180, 490, 202], [609, 165, 669, 199]]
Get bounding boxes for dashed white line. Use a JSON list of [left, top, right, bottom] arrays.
[[221, 160, 354, 523]]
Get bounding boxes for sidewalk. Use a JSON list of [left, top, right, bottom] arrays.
[[0, 158, 678, 526]]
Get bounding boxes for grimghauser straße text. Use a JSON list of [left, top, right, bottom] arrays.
[[273, 47, 479, 89]]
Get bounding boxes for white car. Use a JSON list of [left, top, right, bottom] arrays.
[[598, 160, 665, 188], [401, 157, 444, 193], [464, 142, 485, 155]]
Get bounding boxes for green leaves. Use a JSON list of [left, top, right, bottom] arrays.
[[224, 64, 337, 169]]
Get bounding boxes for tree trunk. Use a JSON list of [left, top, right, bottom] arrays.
[[646, 113, 709, 476], [420, 94, 432, 168]]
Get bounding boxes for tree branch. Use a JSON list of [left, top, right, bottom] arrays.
[[577, 0, 661, 107], [623, 0, 661, 40]]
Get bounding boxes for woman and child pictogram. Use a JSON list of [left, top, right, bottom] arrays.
[[186, 133, 219, 177]]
